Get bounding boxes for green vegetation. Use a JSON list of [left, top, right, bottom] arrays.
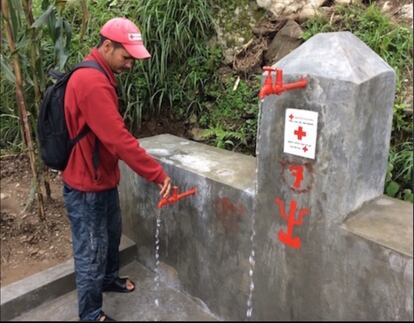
[[1, 1, 412, 202], [199, 76, 260, 152], [303, 3, 413, 201]]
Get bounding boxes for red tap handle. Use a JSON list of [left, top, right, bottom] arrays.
[[263, 66, 274, 84], [275, 68, 283, 87]]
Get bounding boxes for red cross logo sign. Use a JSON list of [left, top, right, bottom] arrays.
[[294, 126, 306, 140]]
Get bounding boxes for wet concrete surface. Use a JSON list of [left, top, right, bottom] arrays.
[[12, 261, 219, 321]]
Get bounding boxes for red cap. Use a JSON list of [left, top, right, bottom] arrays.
[[100, 17, 151, 59]]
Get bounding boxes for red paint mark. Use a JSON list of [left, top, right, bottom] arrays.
[[280, 160, 314, 193], [275, 197, 310, 249], [294, 126, 306, 140], [303, 146, 308, 153], [288, 165, 304, 189], [289, 114, 294, 120], [215, 197, 245, 234]]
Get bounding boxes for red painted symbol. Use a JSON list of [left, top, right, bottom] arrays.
[[289, 114, 294, 120], [275, 197, 310, 249], [280, 160, 314, 193], [288, 165, 304, 189], [303, 146, 308, 153], [294, 126, 306, 140]]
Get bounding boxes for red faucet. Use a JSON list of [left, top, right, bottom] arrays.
[[157, 186, 197, 208], [259, 66, 308, 101]]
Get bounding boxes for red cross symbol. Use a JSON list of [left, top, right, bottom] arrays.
[[303, 146, 308, 153], [289, 114, 294, 120], [294, 126, 306, 140]]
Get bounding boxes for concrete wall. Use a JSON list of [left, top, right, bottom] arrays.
[[119, 32, 413, 321], [119, 135, 256, 320]]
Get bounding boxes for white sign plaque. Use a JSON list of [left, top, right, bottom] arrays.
[[283, 108, 318, 159]]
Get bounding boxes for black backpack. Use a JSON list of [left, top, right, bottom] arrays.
[[37, 61, 108, 171]]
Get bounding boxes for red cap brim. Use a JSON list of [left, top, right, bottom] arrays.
[[124, 43, 151, 59]]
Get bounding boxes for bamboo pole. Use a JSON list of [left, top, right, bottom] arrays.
[[2, 0, 45, 220], [22, 0, 42, 107], [22, 0, 52, 200], [79, 0, 89, 42]]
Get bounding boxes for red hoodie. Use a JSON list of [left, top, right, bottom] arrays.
[[62, 48, 166, 191]]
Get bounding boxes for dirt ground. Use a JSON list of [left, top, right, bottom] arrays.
[[0, 154, 72, 287]]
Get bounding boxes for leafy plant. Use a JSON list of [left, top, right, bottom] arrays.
[[386, 141, 413, 201], [202, 126, 246, 149], [201, 76, 260, 154]]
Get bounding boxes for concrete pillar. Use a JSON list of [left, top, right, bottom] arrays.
[[253, 31, 402, 320]]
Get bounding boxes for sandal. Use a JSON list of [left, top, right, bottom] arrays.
[[103, 277, 135, 293], [78, 311, 115, 322], [98, 311, 115, 321]]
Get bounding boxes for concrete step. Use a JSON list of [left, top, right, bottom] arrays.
[[1, 235, 137, 321], [11, 261, 219, 321]]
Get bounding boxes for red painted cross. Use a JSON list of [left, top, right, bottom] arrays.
[[294, 126, 306, 140], [303, 146, 308, 153], [289, 114, 294, 120]]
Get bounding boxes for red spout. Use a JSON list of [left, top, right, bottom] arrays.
[[259, 66, 307, 100], [281, 78, 308, 91], [157, 186, 197, 208]]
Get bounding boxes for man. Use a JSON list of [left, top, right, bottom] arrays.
[[62, 17, 172, 321]]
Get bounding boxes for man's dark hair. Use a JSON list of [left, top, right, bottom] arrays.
[[97, 35, 123, 49]]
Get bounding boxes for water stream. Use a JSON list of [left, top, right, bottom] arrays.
[[245, 187, 257, 320], [154, 208, 161, 308], [245, 104, 262, 320]]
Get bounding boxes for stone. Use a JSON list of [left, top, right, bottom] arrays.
[[256, 0, 325, 19], [400, 4, 413, 25], [264, 19, 304, 65], [189, 127, 210, 142], [223, 48, 236, 65]]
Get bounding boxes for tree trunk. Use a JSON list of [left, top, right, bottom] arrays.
[[79, 0, 89, 41], [22, 0, 52, 200], [2, 0, 45, 220]]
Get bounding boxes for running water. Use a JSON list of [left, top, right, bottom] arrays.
[[245, 201, 256, 319], [244, 167, 260, 321], [246, 103, 262, 320], [154, 209, 161, 308]]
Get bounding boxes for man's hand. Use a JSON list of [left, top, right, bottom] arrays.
[[158, 176, 172, 198]]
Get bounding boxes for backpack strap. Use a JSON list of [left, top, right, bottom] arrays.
[[74, 61, 111, 81], [70, 125, 90, 145]]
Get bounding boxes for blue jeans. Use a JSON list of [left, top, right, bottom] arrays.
[[63, 183, 122, 321]]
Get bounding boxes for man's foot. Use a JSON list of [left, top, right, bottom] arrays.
[[78, 312, 116, 322], [98, 311, 116, 321], [103, 277, 135, 293]]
